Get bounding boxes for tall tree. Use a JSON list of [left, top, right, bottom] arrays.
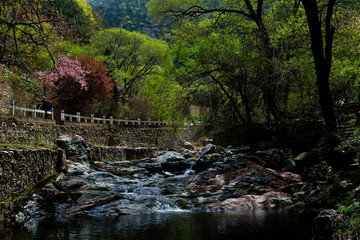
[[300, 0, 338, 135], [0, 0, 101, 70], [89, 28, 170, 96], [38, 54, 113, 114], [148, 0, 300, 125]]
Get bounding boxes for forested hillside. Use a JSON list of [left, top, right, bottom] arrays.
[[2, 0, 360, 146], [87, 0, 165, 37]]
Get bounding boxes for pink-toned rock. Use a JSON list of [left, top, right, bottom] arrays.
[[207, 191, 291, 211], [279, 172, 302, 183], [191, 162, 299, 195], [208, 195, 265, 210]]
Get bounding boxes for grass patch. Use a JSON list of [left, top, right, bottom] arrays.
[[0, 142, 56, 150], [334, 198, 360, 240]]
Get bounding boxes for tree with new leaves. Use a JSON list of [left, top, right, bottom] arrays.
[[89, 28, 170, 96], [0, 0, 102, 71], [43, 0, 103, 44], [148, 0, 360, 137], [0, 0, 61, 69], [148, 0, 305, 126], [298, 0, 360, 137]]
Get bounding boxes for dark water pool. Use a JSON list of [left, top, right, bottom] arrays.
[[0, 209, 312, 240]]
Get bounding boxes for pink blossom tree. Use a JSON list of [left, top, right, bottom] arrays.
[[37, 53, 88, 91], [37, 53, 113, 114]]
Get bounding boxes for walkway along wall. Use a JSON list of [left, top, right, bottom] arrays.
[[0, 114, 176, 221], [0, 114, 176, 149]]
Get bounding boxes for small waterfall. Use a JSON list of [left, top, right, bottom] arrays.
[[183, 161, 195, 176]]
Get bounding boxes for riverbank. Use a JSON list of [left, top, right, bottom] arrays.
[[2, 132, 360, 239]]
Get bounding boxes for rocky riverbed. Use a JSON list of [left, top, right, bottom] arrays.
[[15, 136, 305, 218], [14, 135, 360, 239], [5, 135, 360, 239]]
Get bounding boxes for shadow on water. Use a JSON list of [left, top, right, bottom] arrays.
[[1, 209, 312, 240]]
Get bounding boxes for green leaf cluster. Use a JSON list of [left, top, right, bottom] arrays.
[[88, 28, 171, 96], [334, 199, 360, 240]]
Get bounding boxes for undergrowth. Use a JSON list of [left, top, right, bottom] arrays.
[[334, 198, 360, 240]]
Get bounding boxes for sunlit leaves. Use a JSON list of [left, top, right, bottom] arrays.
[[89, 28, 170, 96]]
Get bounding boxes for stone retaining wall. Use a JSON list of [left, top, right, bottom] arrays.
[[91, 146, 155, 162], [0, 114, 176, 149], [0, 147, 65, 221], [0, 81, 13, 115], [0, 115, 176, 221], [0, 148, 64, 202]]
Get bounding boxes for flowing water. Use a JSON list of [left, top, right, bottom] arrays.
[[1, 210, 312, 240], [1, 148, 315, 239]]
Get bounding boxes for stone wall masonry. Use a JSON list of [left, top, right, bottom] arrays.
[[91, 146, 155, 162], [0, 81, 13, 115], [0, 114, 176, 149], [0, 147, 65, 202], [0, 115, 176, 221]]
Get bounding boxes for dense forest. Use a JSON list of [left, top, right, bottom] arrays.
[[2, 0, 360, 238], [2, 0, 360, 131], [2, 0, 360, 139], [87, 0, 166, 37]]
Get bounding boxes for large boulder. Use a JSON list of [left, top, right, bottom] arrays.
[[56, 135, 92, 162], [156, 151, 185, 163], [197, 144, 225, 157], [156, 151, 193, 174], [191, 162, 297, 195], [207, 191, 292, 211], [254, 148, 285, 170], [312, 210, 336, 240]]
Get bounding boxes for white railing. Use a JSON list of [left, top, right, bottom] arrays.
[[60, 111, 168, 126], [0, 101, 170, 126], [0, 101, 54, 120]]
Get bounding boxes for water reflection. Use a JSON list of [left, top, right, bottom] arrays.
[[1, 209, 312, 240]]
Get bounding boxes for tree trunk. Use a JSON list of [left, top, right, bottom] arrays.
[[301, 0, 338, 134]]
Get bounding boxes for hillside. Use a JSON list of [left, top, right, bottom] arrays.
[[87, 0, 163, 37]]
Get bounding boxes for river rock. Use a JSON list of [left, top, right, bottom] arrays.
[[207, 191, 291, 211], [161, 160, 193, 175], [64, 191, 124, 216], [312, 209, 336, 240], [156, 151, 185, 163], [191, 162, 294, 195], [199, 144, 217, 155], [289, 201, 306, 213], [136, 162, 163, 174], [56, 176, 88, 191], [254, 148, 284, 170], [155, 151, 193, 174], [21, 142, 312, 219], [182, 141, 195, 150], [56, 135, 92, 162], [294, 150, 321, 169]]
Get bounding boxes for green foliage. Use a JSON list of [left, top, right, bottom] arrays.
[[3, 0, 360, 136], [0, 143, 55, 150], [334, 199, 360, 240], [44, 0, 102, 43], [88, 0, 165, 37], [337, 128, 360, 152], [147, 0, 360, 130], [30, 138, 47, 148], [149, 0, 317, 127], [176, 199, 190, 208], [88, 28, 172, 119], [330, 10, 360, 104], [1, 68, 39, 92], [140, 72, 185, 120]]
